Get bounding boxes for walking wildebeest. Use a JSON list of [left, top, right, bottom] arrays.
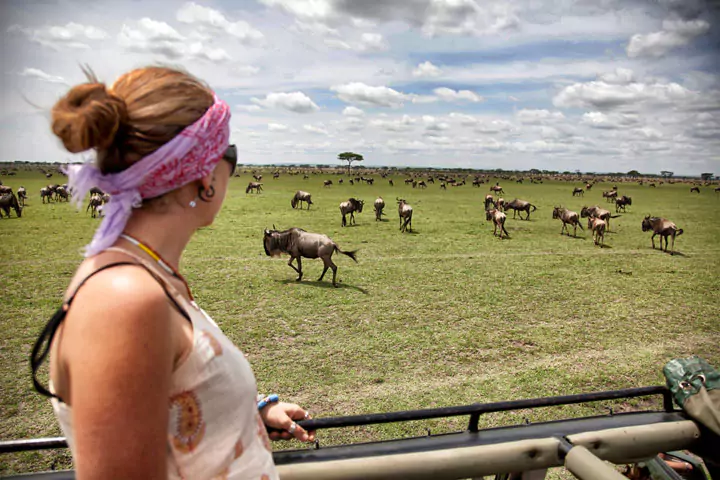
[[602, 190, 618, 202], [389, 180, 394, 187], [17, 187, 27, 207], [642, 216, 683, 255], [323, 180, 333, 187], [587, 217, 606, 246], [418, 181, 427, 189], [585, 183, 592, 190], [486, 208, 509, 239], [40, 187, 53, 203], [0, 186, 11, 195], [246, 182, 263, 194], [572, 187, 584, 197], [690, 187, 700, 193], [580, 205, 620, 231], [494, 197, 506, 211], [0, 193, 22, 218], [490, 185, 504, 194], [87, 194, 103, 218], [397, 198, 413, 233], [291, 190, 313, 210], [253, 174, 263, 181], [484, 194, 494, 210], [504, 199, 537, 220], [263, 227, 357, 287], [440, 182, 446, 190], [340, 198, 364, 227], [552, 207, 583, 237], [615, 195, 632, 213], [374, 197, 385, 221]]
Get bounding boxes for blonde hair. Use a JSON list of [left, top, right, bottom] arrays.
[[51, 67, 214, 174]]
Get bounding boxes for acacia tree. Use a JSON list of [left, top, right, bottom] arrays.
[[701, 172, 714, 181], [661, 171, 674, 178], [338, 152, 364, 174]]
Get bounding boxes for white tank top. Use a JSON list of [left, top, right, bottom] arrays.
[[52, 248, 278, 480]]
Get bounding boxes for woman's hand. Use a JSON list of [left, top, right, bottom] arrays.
[[260, 402, 316, 442]]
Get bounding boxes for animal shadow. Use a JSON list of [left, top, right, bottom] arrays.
[[279, 279, 369, 294]]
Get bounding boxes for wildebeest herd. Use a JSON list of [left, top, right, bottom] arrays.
[[0, 169, 707, 286]]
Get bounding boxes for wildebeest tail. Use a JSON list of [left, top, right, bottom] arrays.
[[676, 228, 684, 237], [610, 214, 621, 218], [530, 204, 537, 211], [335, 246, 358, 262]]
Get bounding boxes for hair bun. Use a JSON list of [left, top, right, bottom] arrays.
[[52, 83, 127, 153]]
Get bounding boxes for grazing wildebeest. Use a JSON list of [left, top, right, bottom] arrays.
[[440, 182, 446, 190], [0, 193, 22, 218], [374, 197, 385, 221], [485, 208, 509, 239], [494, 197, 506, 211], [649, 183, 656, 188], [338, 179, 344, 184], [87, 194, 103, 218], [323, 180, 333, 187], [40, 187, 53, 203], [690, 186, 700, 193], [503, 199, 537, 220], [273, 172, 280, 180], [263, 227, 357, 287], [484, 194, 494, 210], [580, 205, 619, 231], [291, 190, 313, 210], [642, 216, 683, 255], [246, 182, 263, 194], [46, 173, 52, 178], [602, 190, 618, 202], [572, 187, 584, 197], [615, 195, 632, 213], [55, 186, 70, 202], [404, 178, 414, 185], [0, 185, 11, 195], [553, 207, 583, 237], [253, 174, 263, 181], [490, 185, 504, 194], [389, 179, 394, 187], [339, 197, 364, 227], [585, 183, 593, 190], [397, 198, 413, 233], [587, 217, 606, 246], [418, 181, 427, 189], [17, 187, 27, 207]]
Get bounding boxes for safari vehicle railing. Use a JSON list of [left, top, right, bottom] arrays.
[[2, 386, 718, 479]]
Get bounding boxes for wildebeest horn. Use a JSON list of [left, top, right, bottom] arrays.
[[273, 224, 276, 230]]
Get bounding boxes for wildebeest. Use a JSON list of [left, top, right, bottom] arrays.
[[615, 195, 632, 213], [340, 198, 364, 227], [55, 186, 70, 202], [397, 198, 413, 233], [690, 187, 700, 193], [263, 227, 357, 287], [389, 179, 394, 187], [273, 172, 280, 180], [0, 185, 11, 195], [602, 190, 618, 202], [418, 181, 427, 189], [17, 187, 27, 207], [323, 180, 333, 187], [552, 207, 583, 237], [246, 182, 263, 194], [374, 197, 385, 221], [291, 190, 313, 210], [490, 185, 504, 194], [580, 206, 619, 231], [40, 187, 53, 203], [485, 208, 509, 239], [253, 174, 263, 181], [440, 182, 446, 190], [0, 193, 22, 218], [503, 199, 537, 220], [494, 197, 506, 211], [484, 194, 494, 210], [642, 216, 683, 255], [649, 183, 656, 188], [89, 187, 104, 196], [587, 217, 606, 246], [572, 187, 584, 197], [585, 183, 593, 190], [87, 194, 103, 218]]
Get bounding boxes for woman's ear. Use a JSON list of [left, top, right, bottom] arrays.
[[199, 172, 213, 191]]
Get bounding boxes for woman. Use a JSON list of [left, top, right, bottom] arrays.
[[31, 67, 314, 479]]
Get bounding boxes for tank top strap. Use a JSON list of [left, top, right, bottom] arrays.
[[103, 246, 197, 314]]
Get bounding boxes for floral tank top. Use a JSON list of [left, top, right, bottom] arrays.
[[51, 248, 278, 480]]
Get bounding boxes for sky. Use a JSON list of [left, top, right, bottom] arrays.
[[1, 0, 719, 175]]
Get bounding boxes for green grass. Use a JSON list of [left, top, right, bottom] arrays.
[[1, 170, 719, 475]]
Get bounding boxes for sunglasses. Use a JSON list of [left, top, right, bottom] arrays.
[[223, 144, 238, 176]]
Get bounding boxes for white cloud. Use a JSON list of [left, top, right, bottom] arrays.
[[251, 92, 320, 113], [236, 104, 263, 112], [18, 68, 68, 85], [412, 61, 442, 78], [517, 109, 565, 124], [371, 115, 417, 132], [599, 68, 636, 85], [508, 95, 519, 102], [9, 22, 107, 49], [433, 87, 484, 103], [233, 65, 261, 76], [637, 127, 663, 140], [176, 2, 265, 45], [554, 79, 695, 110], [268, 123, 289, 132], [324, 32, 388, 52], [477, 119, 515, 133], [342, 106, 364, 116], [303, 123, 330, 135], [581, 112, 640, 129], [331, 82, 408, 108], [422, 115, 450, 132], [449, 112, 478, 125], [627, 17, 710, 58]]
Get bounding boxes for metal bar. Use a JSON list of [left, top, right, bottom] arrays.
[[0, 437, 67, 454], [564, 445, 628, 480]]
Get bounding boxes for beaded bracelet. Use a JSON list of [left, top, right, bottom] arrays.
[[257, 394, 279, 411]]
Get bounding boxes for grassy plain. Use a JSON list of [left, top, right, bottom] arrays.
[[1, 169, 719, 476]]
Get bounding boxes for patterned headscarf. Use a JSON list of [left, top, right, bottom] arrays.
[[66, 94, 231, 257]]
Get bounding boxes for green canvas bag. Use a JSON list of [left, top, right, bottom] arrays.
[[663, 356, 720, 436]]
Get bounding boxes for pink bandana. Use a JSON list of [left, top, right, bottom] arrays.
[[66, 95, 231, 257]]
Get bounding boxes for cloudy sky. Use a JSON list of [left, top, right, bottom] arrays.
[[1, 0, 719, 175]]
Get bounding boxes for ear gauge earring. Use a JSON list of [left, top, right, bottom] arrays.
[[198, 185, 216, 202]]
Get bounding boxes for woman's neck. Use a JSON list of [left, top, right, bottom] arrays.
[[120, 212, 195, 270]]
